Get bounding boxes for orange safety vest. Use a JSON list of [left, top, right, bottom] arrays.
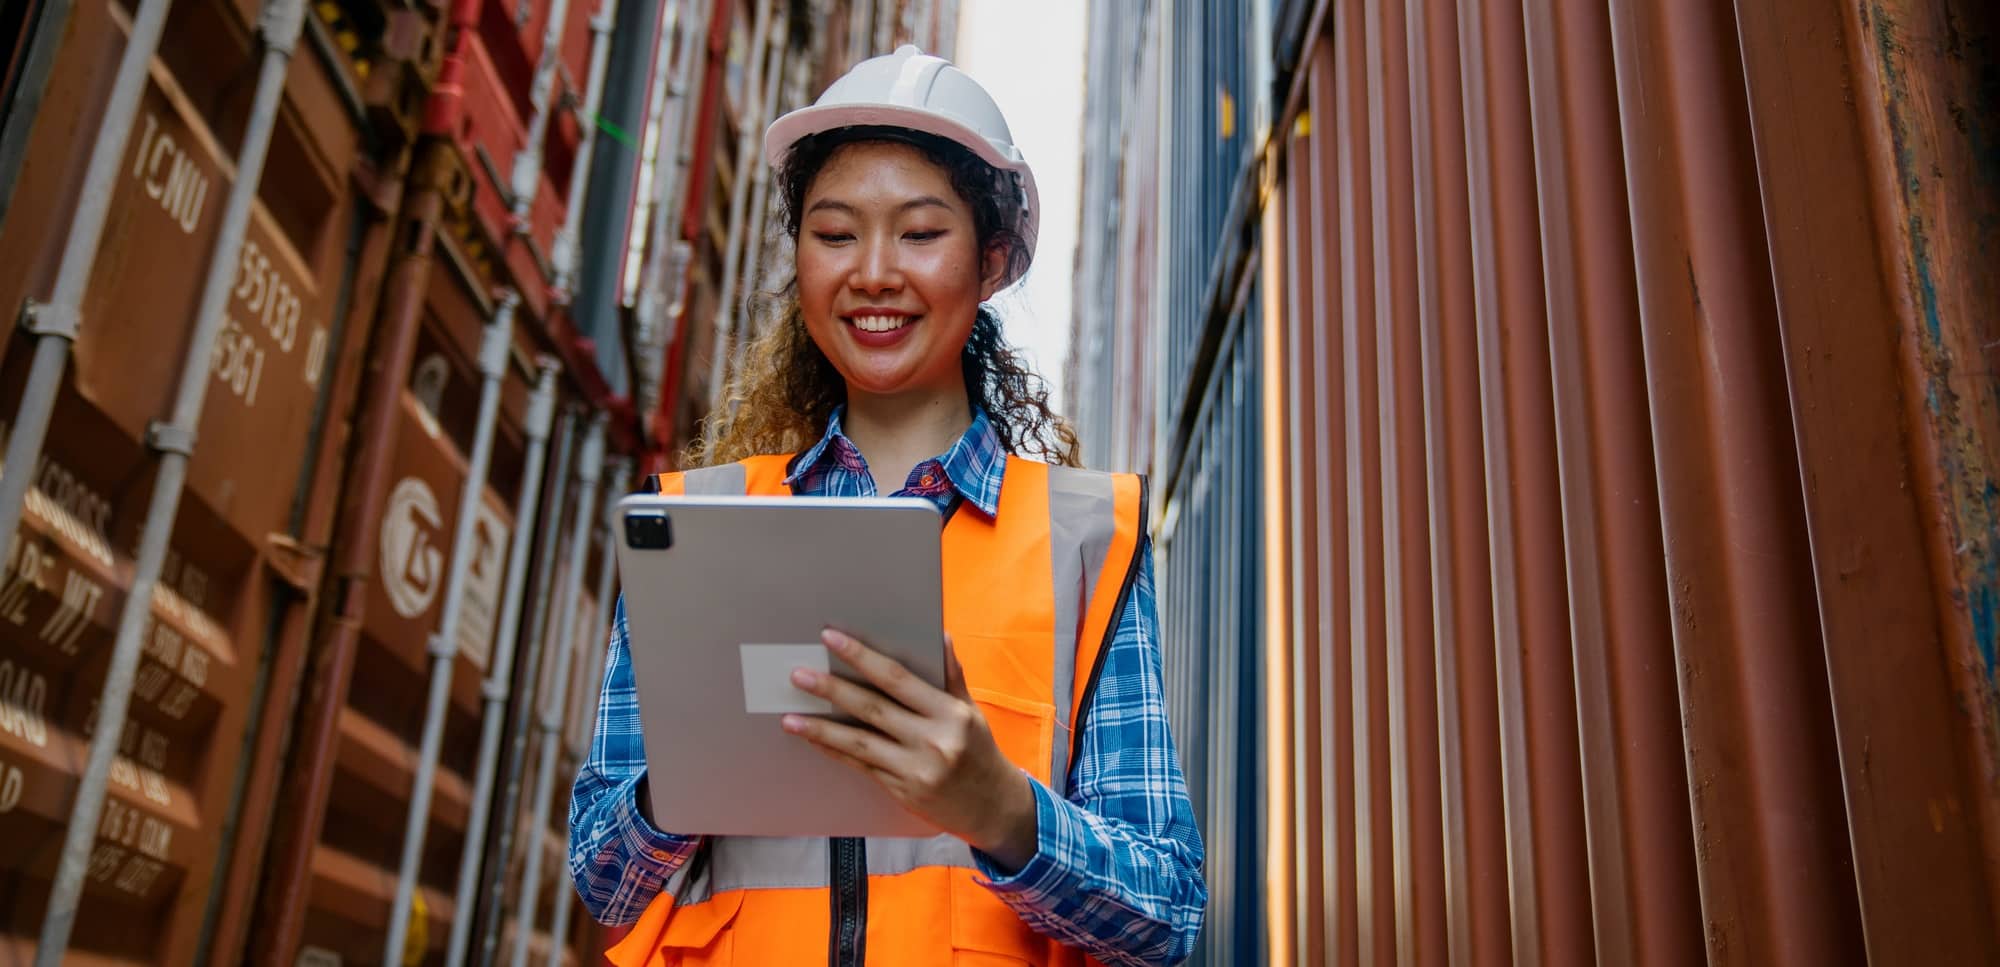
[[607, 453, 1146, 967]]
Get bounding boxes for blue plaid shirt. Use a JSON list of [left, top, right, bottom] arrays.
[[569, 409, 1207, 965]]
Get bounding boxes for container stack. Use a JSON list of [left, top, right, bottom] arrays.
[[0, 0, 962, 963]]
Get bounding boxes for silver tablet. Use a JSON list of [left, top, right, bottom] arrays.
[[613, 492, 948, 837]]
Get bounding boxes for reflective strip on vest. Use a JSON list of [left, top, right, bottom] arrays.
[[682, 462, 748, 495], [623, 453, 1143, 963], [1044, 465, 1119, 794], [671, 833, 983, 908]]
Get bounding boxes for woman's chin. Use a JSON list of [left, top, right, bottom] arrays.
[[835, 365, 957, 402], [842, 375, 926, 399]]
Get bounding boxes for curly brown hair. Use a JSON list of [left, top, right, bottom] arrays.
[[684, 126, 1079, 469]]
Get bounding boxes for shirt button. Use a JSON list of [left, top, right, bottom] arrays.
[[652, 849, 670, 860], [920, 474, 937, 487]]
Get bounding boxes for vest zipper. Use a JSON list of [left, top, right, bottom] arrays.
[[828, 837, 867, 967]]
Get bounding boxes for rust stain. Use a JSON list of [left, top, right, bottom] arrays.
[[1862, 3, 2000, 776]]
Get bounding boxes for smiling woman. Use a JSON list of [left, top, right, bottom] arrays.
[[570, 44, 1207, 967], [688, 122, 1072, 474]]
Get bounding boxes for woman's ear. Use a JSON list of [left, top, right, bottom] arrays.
[[978, 244, 1009, 302]]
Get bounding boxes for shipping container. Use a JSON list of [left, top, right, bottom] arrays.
[[1072, 0, 2000, 963], [0, 0, 401, 962], [0, 0, 656, 961], [245, 0, 629, 951], [1159, 287, 1270, 967], [262, 229, 587, 967]]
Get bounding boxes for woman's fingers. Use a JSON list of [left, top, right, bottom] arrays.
[[782, 713, 905, 773], [787, 629, 1007, 839], [820, 628, 953, 716], [799, 729, 890, 782], [791, 665, 923, 741]]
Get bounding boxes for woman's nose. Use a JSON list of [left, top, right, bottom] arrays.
[[848, 236, 903, 293]]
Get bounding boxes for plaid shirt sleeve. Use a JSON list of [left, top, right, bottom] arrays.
[[568, 597, 704, 924], [973, 539, 1209, 966]]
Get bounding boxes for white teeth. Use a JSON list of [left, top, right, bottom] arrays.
[[852, 315, 909, 333]]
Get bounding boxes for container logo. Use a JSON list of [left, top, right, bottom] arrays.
[[381, 477, 444, 619]]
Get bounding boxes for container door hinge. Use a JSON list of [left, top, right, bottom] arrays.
[[18, 299, 79, 340], [144, 421, 197, 457]]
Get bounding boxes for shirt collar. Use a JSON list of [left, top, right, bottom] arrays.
[[785, 406, 1007, 517], [785, 407, 855, 484]]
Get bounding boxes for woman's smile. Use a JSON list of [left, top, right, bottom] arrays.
[[842, 308, 923, 345]]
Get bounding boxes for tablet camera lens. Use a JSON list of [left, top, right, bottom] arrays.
[[624, 512, 672, 550]]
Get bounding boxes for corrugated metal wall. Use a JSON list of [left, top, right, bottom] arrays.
[[1160, 288, 1268, 967], [0, 0, 391, 960], [1073, 0, 2000, 962]]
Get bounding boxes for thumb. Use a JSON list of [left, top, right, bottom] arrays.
[[943, 634, 971, 701]]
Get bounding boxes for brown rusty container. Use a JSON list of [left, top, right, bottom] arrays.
[[1073, 0, 2000, 962], [250, 4, 621, 963], [293, 360, 522, 965], [0, 0, 380, 961], [267, 175, 605, 965], [481, 523, 609, 967]]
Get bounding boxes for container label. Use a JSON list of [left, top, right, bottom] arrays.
[[455, 500, 509, 669], [55, 75, 333, 542], [0, 659, 49, 747], [0, 757, 22, 814], [129, 109, 211, 235]]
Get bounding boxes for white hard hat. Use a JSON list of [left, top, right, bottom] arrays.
[[764, 45, 1039, 287]]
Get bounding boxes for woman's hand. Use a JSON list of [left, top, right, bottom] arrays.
[[782, 629, 1040, 872]]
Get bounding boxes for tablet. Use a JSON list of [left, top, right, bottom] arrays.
[[613, 492, 948, 837]]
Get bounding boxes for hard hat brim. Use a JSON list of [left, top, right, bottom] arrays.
[[763, 102, 1041, 287]]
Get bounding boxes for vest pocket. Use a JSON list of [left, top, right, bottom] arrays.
[[967, 686, 1057, 786], [655, 889, 744, 966], [952, 639, 1060, 964], [949, 868, 1051, 965]]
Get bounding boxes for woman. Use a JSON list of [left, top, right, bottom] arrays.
[[570, 46, 1206, 967]]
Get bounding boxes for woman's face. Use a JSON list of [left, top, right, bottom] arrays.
[[795, 141, 1001, 403]]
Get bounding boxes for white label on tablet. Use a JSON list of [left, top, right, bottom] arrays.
[[740, 644, 835, 715]]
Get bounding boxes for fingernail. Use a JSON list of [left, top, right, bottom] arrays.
[[791, 668, 818, 688], [781, 715, 804, 733], [821, 629, 850, 652]]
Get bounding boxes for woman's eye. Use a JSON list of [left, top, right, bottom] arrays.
[[904, 230, 945, 242], [812, 232, 854, 244]]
